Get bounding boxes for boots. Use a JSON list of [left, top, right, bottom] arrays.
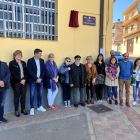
[[91, 98, 94, 104], [87, 99, 90, 104]]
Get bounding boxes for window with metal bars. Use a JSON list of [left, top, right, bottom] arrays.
[[0, 0, 57, 40]]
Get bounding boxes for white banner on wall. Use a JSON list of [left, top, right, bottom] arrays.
[[100, 48, 104, 56]]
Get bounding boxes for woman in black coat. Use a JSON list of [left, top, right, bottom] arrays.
[[9, 50, 28, 117]]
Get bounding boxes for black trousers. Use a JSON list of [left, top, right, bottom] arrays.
[[12, 83, 26, 111], [62, 83, 71, 101], [86, 78, 94, 99], [96, 84, 104, 100]]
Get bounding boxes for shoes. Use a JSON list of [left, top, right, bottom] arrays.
[[64, 101, 67, 107], [91, 98, 94, 104], [52, 104, 58, 108], [74, 104, 78, 108], [120, 101, 123, 106], [133, 101, 137, 106], [87, 99, 90, 104], [80, 102, 85, 107], [100, 100, 103, 102], [30, 108, 34, 116], [49, 106, 57, 110], [68, 101, 71, 107], [115, 100, 118, 105], [37, 106, 46, 112], [126, 102, 130, 107], [109, 100, 112, 104], [15, 111, 20, 117], [97, 100, 100, 103], [21, 109, 28, 115], [0, 118, 7, 124]]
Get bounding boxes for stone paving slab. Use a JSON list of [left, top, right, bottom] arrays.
[[0, 101, 140, 140], [0, 113, 91, 140]]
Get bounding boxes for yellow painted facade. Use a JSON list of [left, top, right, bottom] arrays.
[[122, 0, 140, 55], [0, 0, 115, 67]]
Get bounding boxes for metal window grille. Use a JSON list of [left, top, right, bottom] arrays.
[[0, 0, 57, 40]]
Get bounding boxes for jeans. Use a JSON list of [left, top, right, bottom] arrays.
[[30, 82, 43, 108], [73, 87, 84, 104], [107, 86, 118, 100], [96, 84, 104, 100], [47, 85, 58, 106], [62, 83, 71, 101], [12, 83, 26, 111], [133, 81, 140, 102], [0, 90, 7, 120], [86, 78, 94, 99]]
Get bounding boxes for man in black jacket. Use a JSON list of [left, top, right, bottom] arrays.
[[70, 55, 87, 107], [0, 61, 11, 123]]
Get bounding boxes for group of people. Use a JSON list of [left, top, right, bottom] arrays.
[[0, 49, 139, 124]]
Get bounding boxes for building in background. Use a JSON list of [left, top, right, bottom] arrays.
[[112, 19, 123, 52], [0, 0, 115, 113], [122, 0, 140, 55]]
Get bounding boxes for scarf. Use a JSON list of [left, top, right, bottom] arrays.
[[45, 60, 58, 92], [106, 64, 117, 80]]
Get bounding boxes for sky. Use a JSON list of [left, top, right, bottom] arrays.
[[113, 0, 136, 23]]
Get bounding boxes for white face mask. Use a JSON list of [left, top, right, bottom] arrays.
[[75, 62, 80, 66]]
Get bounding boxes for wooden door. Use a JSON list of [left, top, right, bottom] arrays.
[[127, 39, 134, 54]]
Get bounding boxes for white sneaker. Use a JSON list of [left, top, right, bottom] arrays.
[[97, 100, 100, 103], [100, 100, 103, 102], [30, 108, 34, 116], [133, 101, 137, 106], [107, 97, 109, 101], [37, 106, 46, 112]]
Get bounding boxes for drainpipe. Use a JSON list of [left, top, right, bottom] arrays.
[[99, 0, 104, 53]]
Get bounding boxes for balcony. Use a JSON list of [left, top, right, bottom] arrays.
[[122, 25, 140, 38], [123, 11, 140, 26]]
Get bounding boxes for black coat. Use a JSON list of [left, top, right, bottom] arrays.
[[27, 57, 45, 84], [70, 63, 87, 88], [0, 61, 11, 90], [9, 59, 28, 84]]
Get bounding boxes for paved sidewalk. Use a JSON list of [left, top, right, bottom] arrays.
[[120, 85, 140, 135], [0, 100, 140, 140]]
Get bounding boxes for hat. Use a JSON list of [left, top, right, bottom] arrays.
[[74, 55, 81, 59]]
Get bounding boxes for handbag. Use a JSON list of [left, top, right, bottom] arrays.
[[131, 68, 140, 85]]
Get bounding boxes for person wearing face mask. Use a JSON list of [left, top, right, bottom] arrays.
[[84, 56, 97, 104], [9, 50, 28, 117], [105, 50, 117, 66], [60, 57, 71, 107], [45, 53, 59, 111], [70, 55, 87, 108], [131, 58, 140, 106], [119, 53, 133, 107], [105, 57, 120, 105]]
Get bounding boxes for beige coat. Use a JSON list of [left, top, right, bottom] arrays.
[[105, 66, 120, 86]]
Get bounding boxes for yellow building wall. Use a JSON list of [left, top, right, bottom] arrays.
[[103, 0, 114, 58], [0, 0, 114, 68], [123, 33, 140, 55]]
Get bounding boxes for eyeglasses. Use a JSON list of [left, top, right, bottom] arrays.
[[88, 59, 92, 60], [67, 61, 71, 62], [76, 58, 81, 60]]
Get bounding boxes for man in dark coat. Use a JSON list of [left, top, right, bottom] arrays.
[[27, 49, 46, 116], [70, 55, 87, 107], [0, 61, 11, 123]]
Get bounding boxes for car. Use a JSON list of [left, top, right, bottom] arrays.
[[115, 51, 124, 61]]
